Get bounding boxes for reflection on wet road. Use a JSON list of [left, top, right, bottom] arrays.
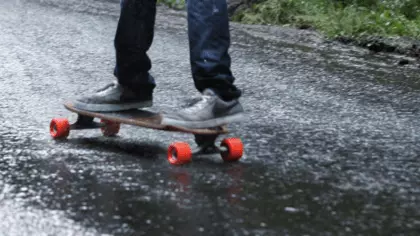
[[0, 0, 419, 235]]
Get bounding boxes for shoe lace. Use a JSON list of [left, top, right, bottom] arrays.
[[96, 82, 117, 93], [183, 95, 213, 113]]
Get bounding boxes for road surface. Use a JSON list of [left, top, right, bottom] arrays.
[[0, 0, 419, 235]]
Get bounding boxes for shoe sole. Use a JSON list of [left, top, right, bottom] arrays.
[[73, 100, 153, 112], [161, 113, 245, 129]]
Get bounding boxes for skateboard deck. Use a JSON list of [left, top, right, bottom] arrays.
[[49, 103, 244, 165], [63, 102, 228, 135]]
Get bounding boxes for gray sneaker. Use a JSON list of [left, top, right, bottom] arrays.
[[161, 89, 245, 129], [73, 82, 153, 112]]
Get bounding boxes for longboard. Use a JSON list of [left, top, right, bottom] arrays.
[[49, 103, 244, 165]]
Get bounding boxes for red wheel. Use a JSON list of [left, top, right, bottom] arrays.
[[100, 119, 120, 136], [168, 142, 192, 165], [50, 118, 70, 139], [220, 138, 244, 162]]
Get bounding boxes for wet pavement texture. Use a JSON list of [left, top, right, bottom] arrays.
[[1, 0, 420, 235]]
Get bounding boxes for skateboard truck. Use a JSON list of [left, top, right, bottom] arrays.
[[192, 127, 231, 155], [70, 115, 99, 129], [193, 133, 220, 155], [167, 131, 243, 165]]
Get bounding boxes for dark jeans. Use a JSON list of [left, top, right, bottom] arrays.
[[113, 0, 241, 101]]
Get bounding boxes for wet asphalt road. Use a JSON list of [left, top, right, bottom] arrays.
[[1, 0, 420, 235]]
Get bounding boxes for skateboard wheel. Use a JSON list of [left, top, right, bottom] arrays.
[[100, 119, 120, 137], [220, 138, 243, 162], [168, 142, 192, 165], [50, 118, 70, 139]]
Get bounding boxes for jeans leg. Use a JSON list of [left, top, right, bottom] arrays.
[[113, 0, 156, 91], [187, 0, 241, 101]]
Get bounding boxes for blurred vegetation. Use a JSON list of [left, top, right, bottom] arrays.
[[158, 0, 420, 40], [157, 0, 185, 9], [233, 0, 420, 39]]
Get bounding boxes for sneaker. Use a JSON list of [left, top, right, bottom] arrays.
[[73, 81, 153, 112], [161, 89, 245, 129]]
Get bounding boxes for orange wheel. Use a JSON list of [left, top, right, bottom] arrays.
[[100, 119, 120, 136], [168, 142, 192, 165], [50, 118, 70, 139], [220, 138, 244, 162]]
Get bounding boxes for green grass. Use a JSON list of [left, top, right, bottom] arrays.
[[233, 0, 420, 39], [158, 0, 420, 39], [157, 0, 185, 10]]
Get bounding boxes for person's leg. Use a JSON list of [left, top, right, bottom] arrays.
[[74, 0, 157, 112], [161, 0, 244, 129], [114, 0, 156, 90], [187, 0, 241, 101]]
